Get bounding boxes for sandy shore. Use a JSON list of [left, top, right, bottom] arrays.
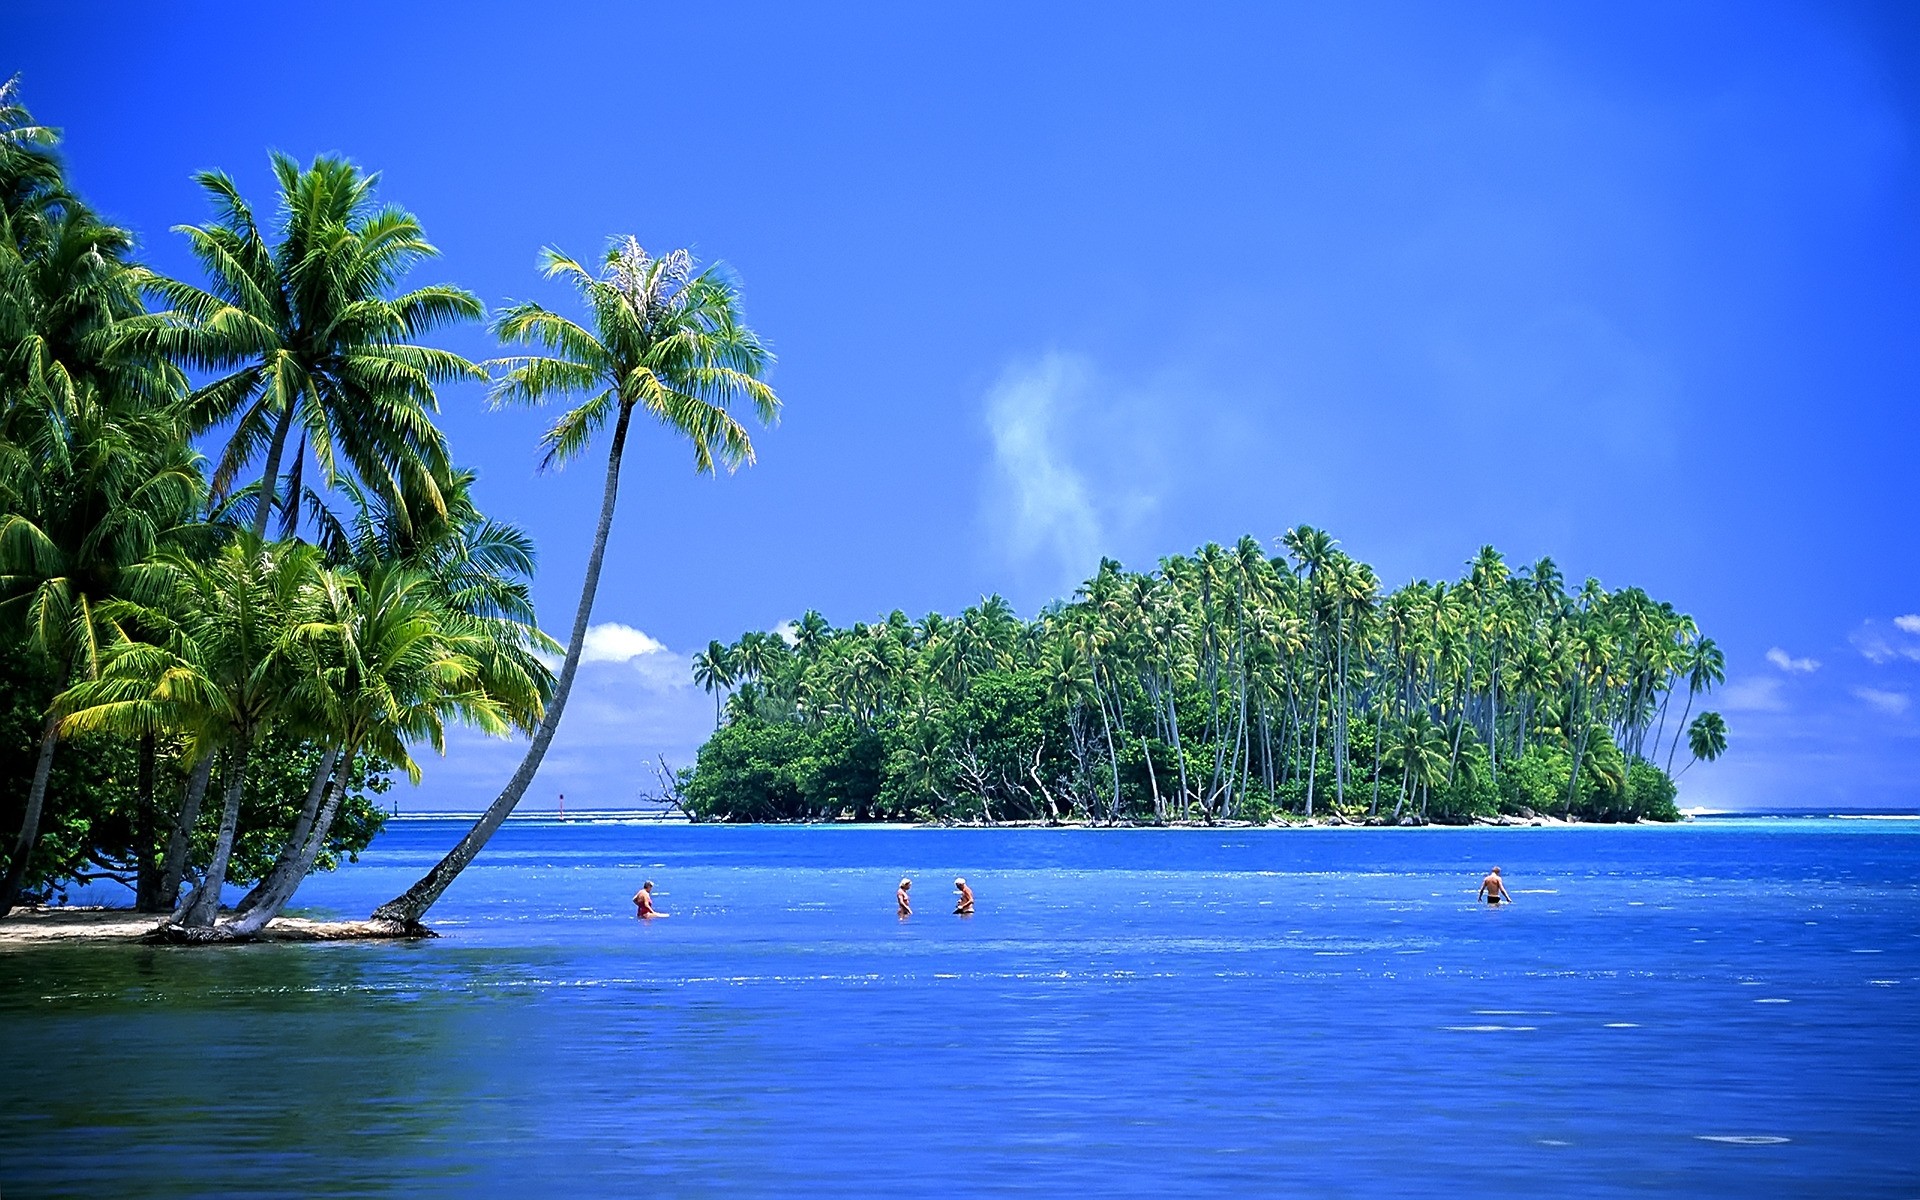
[[0, 907, 423, 947]]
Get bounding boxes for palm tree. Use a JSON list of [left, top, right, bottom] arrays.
[[225, 560, 508, 936], [692, 640, 737, 728], [1384, 711, 1448, 820], [1681, 711, 1727, 775], [373, 238, 778, 927], [57, 536, 323, 929], [1665, 637, 1725, 773], [0, 172, 198, 915], [122, 153, 482, 539]]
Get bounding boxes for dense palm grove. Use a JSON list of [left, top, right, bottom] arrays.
[[685, 533, 1729, 824], [0, 82, 778, 935]]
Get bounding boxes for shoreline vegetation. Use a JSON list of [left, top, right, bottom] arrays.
[[677, 535, 1730, 830], [0, 81, 776, 940], [0, 80, 1729, 945]]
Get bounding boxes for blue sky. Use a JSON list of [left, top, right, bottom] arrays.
[[15, 2, 1920, 810]]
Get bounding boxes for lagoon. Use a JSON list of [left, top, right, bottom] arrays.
[[3, 818, 1916, 1195]]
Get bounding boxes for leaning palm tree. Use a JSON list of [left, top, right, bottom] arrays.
[[226, 560, 508, 936], [58, 536, 323, 930], [121, 153, 482, 539], [1680, 711, 1727, 775], [373, 238, 778, 927]]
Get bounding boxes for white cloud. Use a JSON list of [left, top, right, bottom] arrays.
[[1765, 647, 1820, 673], [983, 354, 1105, 580], [581, 622, 667, 663], [1851, 620, 1920, 664], [773, 620, 799, 646], [1853, 687, 1912, 716], [409, 626, 704, 810], [1718, 676, 1787, 713]]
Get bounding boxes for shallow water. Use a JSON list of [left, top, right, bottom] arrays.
[[3, 819, 1916, 1196]]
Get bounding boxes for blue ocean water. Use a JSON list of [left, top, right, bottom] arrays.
[[2, 818, 1916, 1197]]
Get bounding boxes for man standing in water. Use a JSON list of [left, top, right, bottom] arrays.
[[897, 878, 913, 916], [953, 877, 974, 915], [1477, 867, 1512, 906], [633, 880, 668, 919]]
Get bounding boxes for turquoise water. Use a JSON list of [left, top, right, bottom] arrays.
[[2, 819, 1916, 1196]]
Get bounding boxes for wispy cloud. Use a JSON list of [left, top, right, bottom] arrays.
[[1718, 676, 1787, 713], [983, 354, 1105, 582], [1851, 619, 1920, 664], [1765, 647, 1820, 673], [1854, 686, 1912, 716]]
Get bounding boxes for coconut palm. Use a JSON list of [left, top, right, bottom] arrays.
[[372, 238, 778, 927], [121, 153, 482, 539], [1665, 637, 1725, 773], [0, 192, 198, 915], [57, 536, 323, 929], [692, 640, 737, 728], [1681, 711, 1728, 774], [225, 560, 509, 935]]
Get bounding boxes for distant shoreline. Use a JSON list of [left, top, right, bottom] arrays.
[[383, 810, 1920, 827]]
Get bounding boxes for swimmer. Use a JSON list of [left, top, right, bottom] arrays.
[[633, 880, 669, 919], [897, 877, 913, 916], [1477, 866, 1512, 906], [953, 877, 974, 915]]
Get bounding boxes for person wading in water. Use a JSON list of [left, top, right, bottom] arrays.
[[1477, 867, 1513, 906], [897, 878, 913, 917], [633, 880, 669, 919], [953, 878, 974, 915]]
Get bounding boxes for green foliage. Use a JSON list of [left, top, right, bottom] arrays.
[[684, 531, 1718, 825], [0, 82, 548, 923]]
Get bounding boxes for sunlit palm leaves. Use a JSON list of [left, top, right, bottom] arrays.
[[120, 153, 483, 538]]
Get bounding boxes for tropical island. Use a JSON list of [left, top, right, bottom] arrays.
[[680, 536, 1729, 827], [0, 81, 1729, 946]]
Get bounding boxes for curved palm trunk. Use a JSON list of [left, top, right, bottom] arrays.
[[158, 755, 216, 911], [234, 747, 340, 917], [226, 746, 352, 936], [0, 713, 61, 918], [179, 733, 251, 928], [1665, 688, 1697, 775], [373, 404, 634, 927]]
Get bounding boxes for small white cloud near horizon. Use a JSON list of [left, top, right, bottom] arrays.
[[581, 622, 668, 664], [773, 620, 799, 646], [1895, 614, 1920, 634], [984, 354, 1105, 580], [1718, 676, 1787, 713], [1853, 686, 1912, 716], [1765, 647, 1820, 673]]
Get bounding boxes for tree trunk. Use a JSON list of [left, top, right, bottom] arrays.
[[158, 754, 215, 911], [1143, 737, 1162, 823], [249, 401, 300, 540], [0, 711, 61, 917], [1665, 689, 1696, 775], [1303, 682, 1320, 818], [372, 403, 635, 927], [235, 747, 340, 917], [178, 732, 251, 928], [225, 745, 352, 936]]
